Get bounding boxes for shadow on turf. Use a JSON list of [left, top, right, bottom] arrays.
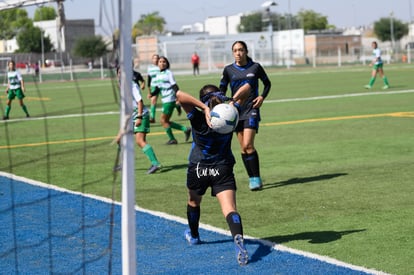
[[262, 173, 348, 190], [201, 238, 274, 264], [150, 163, 188, 173], [266, 229, 366, 245]]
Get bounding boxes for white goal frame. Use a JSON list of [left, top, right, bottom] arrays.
[[0, 57, 12, 86]]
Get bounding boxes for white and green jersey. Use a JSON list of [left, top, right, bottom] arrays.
[[131, 82, 149, 115], [8, 70, 23, 90], [372, 48, 382, 65], [151, 69, 177, 104], [147, 64, 160, 89]]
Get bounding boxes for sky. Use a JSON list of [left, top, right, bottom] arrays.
[[24, 0, 413, 35]]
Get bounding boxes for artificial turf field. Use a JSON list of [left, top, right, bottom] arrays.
[[1, 64, 413, 274]]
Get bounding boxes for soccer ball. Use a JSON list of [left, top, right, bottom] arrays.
[[210, 103, 239, 134]]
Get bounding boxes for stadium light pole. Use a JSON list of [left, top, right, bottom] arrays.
[[261, 1, 277, 66]]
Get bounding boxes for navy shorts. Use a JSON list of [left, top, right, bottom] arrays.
[[235, 108, 260, 132], [186, 163, 236, 196]]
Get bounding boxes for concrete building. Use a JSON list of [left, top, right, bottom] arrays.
[[34, 19, 95, 53], [0, 38, 18, 53], [204, 14, 242, 35]]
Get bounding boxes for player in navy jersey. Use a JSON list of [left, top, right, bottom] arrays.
[[219, 41, 271, 191], [177, 83, 251, 266]]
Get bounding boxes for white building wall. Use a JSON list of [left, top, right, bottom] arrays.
[[205, 14, 241, 35], [0, 38, 19, 53], [34, 19, 60, 51]]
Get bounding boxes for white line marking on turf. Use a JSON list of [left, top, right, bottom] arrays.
[[265, 89, 414, 104], [2, 89, 413, 123], [0, 171, 391, 275]]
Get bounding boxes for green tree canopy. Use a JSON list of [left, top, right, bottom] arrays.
[[16, 25, 53, 53], [297, 9, 330, 32], [238, 12, 263, 32], [133, 12, 166, 37], [72, 36, 108, 62], [0, 9, 33, 39], [34, 6, 57, 21], [373, 17, 408, 42]]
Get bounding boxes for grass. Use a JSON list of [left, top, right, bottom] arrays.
[[1, 64, 414, 274]]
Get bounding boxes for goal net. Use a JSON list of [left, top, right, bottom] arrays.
[[0, 0, 136, 274]]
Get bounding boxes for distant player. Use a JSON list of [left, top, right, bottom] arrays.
[[147, 54, 160, 123], [364, 41, 390, 90], [150, 56, 190, 144], [3, 60, 30, 120]]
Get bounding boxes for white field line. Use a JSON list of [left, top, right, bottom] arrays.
[[2, 89, 413, 124], [265, 89, 414, 104], [0, 171, 392, 275]]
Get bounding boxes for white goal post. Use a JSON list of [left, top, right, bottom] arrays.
[[0, 57, 12, 86]]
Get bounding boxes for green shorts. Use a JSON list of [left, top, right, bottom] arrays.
[[7, 88, 25, 100], [133, 112, 150, 134], [162, 101, 176, 116], [373, 63, 383, 70]]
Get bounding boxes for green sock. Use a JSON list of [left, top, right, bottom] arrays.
[[22, 105, 29, 115], [383, 76, 389, 86], [142, 144, 160, 166], [166, 127, 175, 140], [368, 77, 376, 86], [170, 121, 187, 132], [5, 106, 11, 117], [150, 105, 156, 120]]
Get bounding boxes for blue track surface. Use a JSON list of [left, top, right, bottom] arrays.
[[0, 175, 378, 274]]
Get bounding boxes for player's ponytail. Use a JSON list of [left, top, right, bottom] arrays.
[[199, 84, 228, 108]]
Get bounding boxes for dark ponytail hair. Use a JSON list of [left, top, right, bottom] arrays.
[[199, 84, 228, 109]]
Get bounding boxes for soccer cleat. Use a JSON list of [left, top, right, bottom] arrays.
[[234, 234, 248, 266], [184, 127, 191, 142], [3, 116, 9, 120], [382, 85, 389, 90], [26, 114, 30, 118], [364, 85, 371, 89], [166, 139, 178, 145], [149, 118, 156, 123], [113, 164, 122, 172], [184, 229, 200, 245], [249, 177, 263, 191], [147, 164, 161, 174]]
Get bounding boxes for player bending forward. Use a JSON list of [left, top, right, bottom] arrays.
[[176, 83, 251, 266]]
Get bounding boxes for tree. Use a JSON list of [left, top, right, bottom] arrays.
[[33, 6, 57, 21], [238, 12, 263, 32], [297, 9, 330, 32], [132, 12, 166, 37], [72, 35, 108, 63], [0, 9, 33, 39], [373, 17, 408, 42], [16, 25, 53, 53]]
